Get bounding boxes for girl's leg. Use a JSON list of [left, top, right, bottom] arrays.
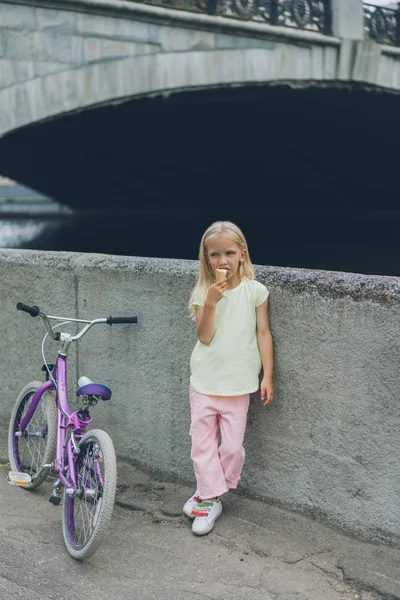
[[218, 394, 250, 490], [189, 388, 229, 499]]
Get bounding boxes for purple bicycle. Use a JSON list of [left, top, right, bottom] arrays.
[[7, 302, 137, 560]]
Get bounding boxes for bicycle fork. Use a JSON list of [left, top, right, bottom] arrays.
[[49, 432, 80, 505]]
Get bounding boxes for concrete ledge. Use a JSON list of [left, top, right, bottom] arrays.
[[1, 248, 399, 544]]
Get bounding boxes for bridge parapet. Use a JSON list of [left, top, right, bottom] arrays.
[[363, 1, 400, 46], [135, 0, 333, 35]]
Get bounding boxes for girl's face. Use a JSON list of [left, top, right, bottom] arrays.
[[206, 236, 245, 285]]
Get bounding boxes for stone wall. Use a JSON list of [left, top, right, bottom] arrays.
[[0, 248, 399, 544]]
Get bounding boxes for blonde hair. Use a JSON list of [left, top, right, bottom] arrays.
[[188, 221, 255, 320]]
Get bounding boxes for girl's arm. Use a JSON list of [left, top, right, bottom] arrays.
[[195, 280, 226, 345], [256, 298, 274, 406]]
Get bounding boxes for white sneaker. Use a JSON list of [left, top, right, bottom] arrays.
[[191, 500, 222, 536], [183, 492, 201, 518]]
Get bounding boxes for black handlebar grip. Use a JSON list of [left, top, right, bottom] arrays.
[[16, 302, 40, 317], [106, 316, 138, 325]]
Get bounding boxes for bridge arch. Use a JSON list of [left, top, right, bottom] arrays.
[[0, 42, 342, 137]]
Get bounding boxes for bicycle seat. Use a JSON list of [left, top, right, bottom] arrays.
[[76, 383, 112, 401]]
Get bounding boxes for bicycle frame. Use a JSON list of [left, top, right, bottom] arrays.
[[17, 353, 94, 491]]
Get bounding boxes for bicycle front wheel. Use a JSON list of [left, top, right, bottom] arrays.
[[8, 381, 57, 490], [62, 429, 117, 560]]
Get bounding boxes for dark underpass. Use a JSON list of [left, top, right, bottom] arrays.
[[0, 83, 398, 276]]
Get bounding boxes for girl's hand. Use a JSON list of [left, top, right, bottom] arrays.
[[261, 377, 274, 407], [205, 280, 227, 306]]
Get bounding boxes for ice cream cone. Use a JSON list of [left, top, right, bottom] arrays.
[[215, 269, 228, 282]]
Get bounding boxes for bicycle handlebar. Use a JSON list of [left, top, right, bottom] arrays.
[[106, 316, 138, 324], [16, 303, 138, 328], [16, 302, 40, 317]]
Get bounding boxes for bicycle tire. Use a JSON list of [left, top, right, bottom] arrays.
[[8, 381, 57, 490], [62, 429, 117, 560]]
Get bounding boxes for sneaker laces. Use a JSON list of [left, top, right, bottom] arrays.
[[191, 500, 218, 518]]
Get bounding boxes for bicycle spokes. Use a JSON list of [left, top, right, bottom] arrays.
[[66, 441, 104, 548], [15, 393, 49, 476]]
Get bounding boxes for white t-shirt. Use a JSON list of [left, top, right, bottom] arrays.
[[190, 277, 269, 396]]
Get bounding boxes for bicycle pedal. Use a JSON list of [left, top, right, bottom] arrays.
[[8, 471, 31, 486], [49, 496, 61, 506]]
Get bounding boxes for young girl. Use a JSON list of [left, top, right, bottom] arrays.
[[184, 221, 274, 536]]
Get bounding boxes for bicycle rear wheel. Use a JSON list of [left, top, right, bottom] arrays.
[[62, 429, 117, 560], [8, 381, 57, 490]]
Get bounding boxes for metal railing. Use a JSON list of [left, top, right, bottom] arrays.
[[363, 2, 400, 45], [139, 0, 332, 34]]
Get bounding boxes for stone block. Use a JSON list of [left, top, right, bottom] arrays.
[[311, 45, 324, 80], [84, 38, 127, 62], [379, 55, 400, 91], [147, 52, 174, 91], [90, 60, 116, 104], [375, 54, 390, 89], [3, 30, 38, 61], [390, 60, 400, 90], [337, 38, 353, 81], [41, 74, 66, 117], [215, 33, 276, 51], [244, 46, 277, 82], [34, 33, 84, 65], [0, 4, 37, 30], [352, 39, 381, 85], [34, 61, 69, 78], [83, 38, 156, 63], [323, 45, 338, 80], [0, 59, 35, 88], [114, 19, 156, 43], [37, 7, 78, 33], [331, 0, 364, 40], [189, 31, 217, 52], [395, 61, 400, 91], [276, 44, 298, 80], [157, 27, 215, 52], [119, 55, 149, 97], [0, 87, 16, 131], [76, 12, 117, 37], [0, 59, 13, 88], [14, 60, 35, 84], [59, 70, 80, 113], [76, 65, 94, 107], [295, 45, 312, 80], [79, 62, 111, 106], [15, 85, 32, 124]]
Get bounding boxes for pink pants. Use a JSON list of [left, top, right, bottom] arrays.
[[189, 387, 250, 499]]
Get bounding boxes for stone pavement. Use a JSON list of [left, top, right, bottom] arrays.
[[1, 448, 400, 600]]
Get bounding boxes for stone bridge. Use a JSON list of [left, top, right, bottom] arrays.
[[0, 0, 399, 210]]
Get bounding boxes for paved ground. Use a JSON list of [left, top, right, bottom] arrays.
[[1, 431, 400, 600]]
